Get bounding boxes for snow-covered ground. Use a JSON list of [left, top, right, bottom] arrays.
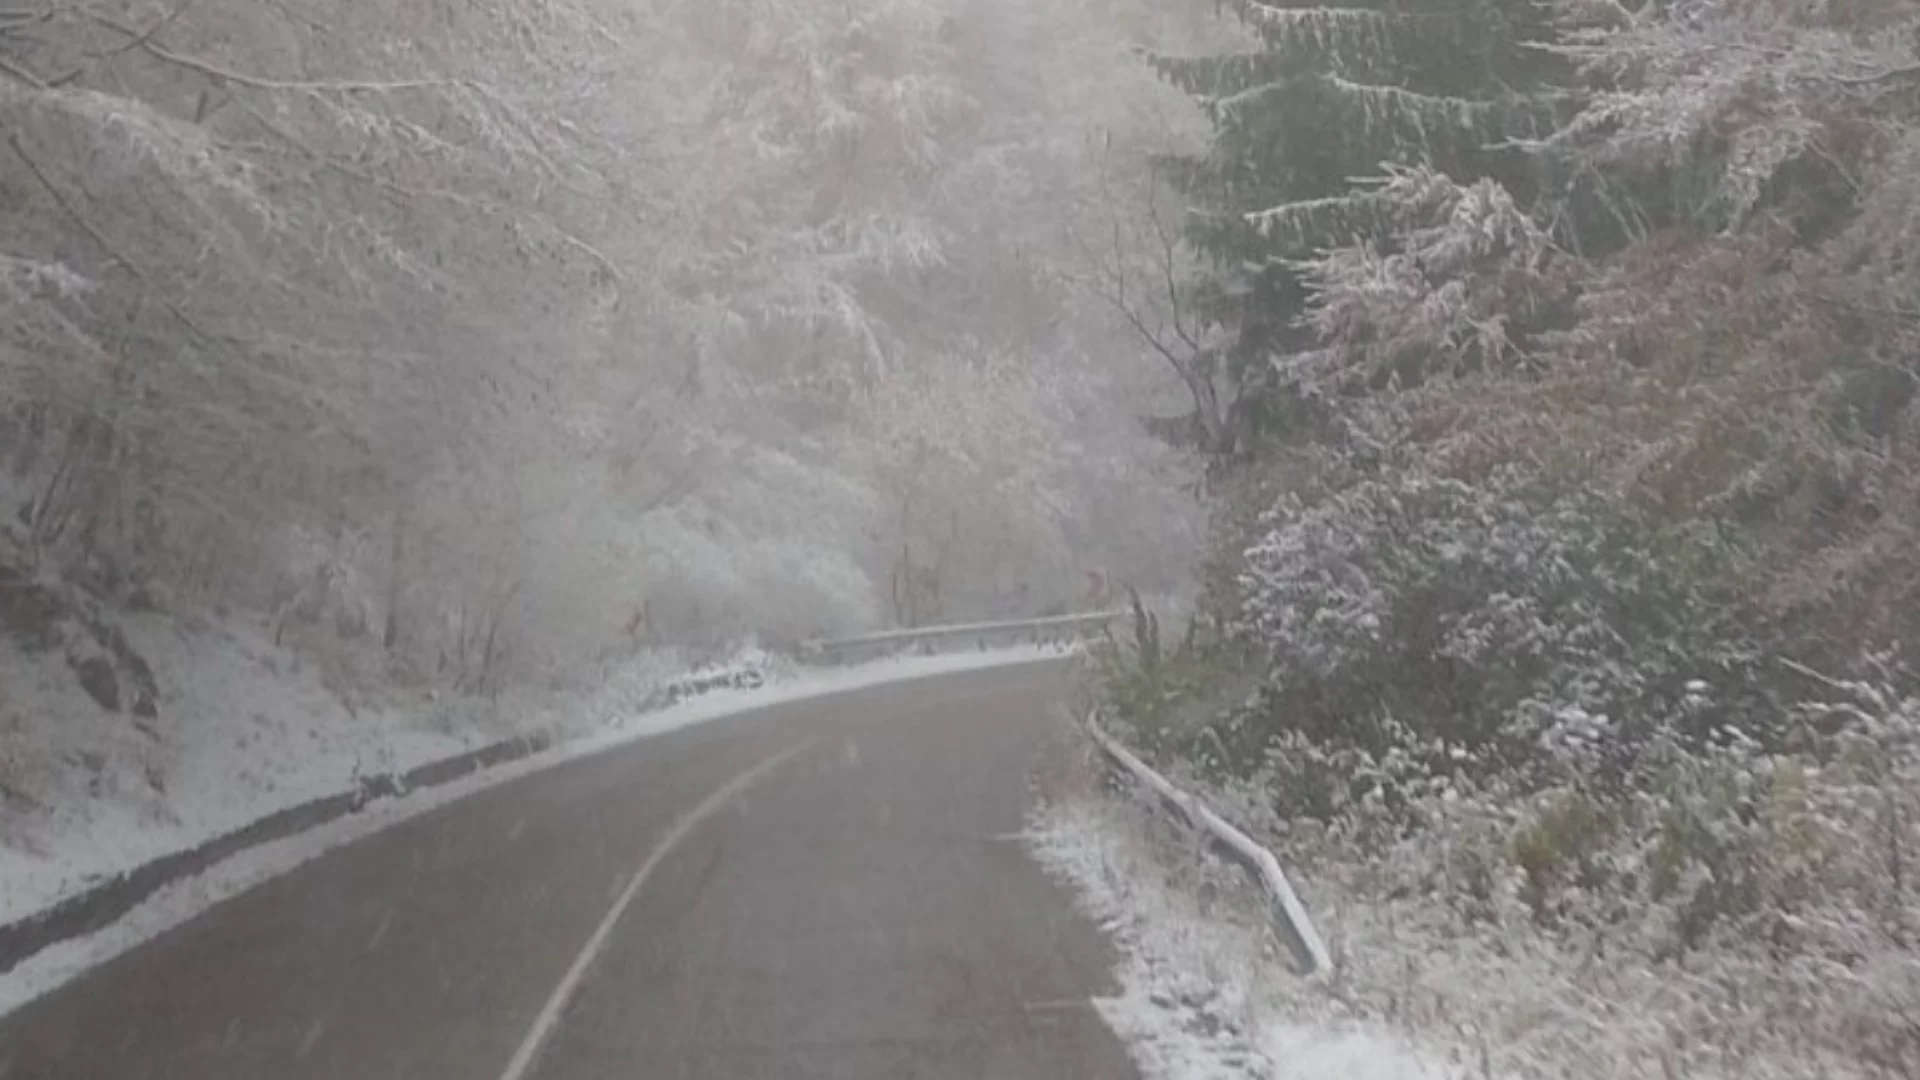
[[1026, 793, 1475, 1080], [0, 610, 777, 928], [0, 635, 1069, 1016], [4, 613, 494, 924], [1032, 757, 1910, 1080]]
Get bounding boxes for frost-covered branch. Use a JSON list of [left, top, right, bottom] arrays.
[[1291, 165, 1574, 389], [1066, 157, 1235, 457]]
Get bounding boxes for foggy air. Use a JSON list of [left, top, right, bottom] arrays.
[[1, 0, 1916, 1077]]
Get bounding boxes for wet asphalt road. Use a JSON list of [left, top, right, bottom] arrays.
[[0, 660, 1139, 1080]]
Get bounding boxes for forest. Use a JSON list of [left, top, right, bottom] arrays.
[[0, 0, 1236, 945], [0, 0, 1223, 689], [1091, 0, 1920, 1075]]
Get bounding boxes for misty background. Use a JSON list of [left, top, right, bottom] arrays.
[[0, 0, 1239, 701], [11, 0, 1920, 1073]]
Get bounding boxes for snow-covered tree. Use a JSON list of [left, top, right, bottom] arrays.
[[1145, 0, 1572, 453], [0, 0, 1215, 694]]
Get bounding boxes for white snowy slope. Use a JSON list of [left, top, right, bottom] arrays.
[[1, 612, 467, 926], [1026, 796, 1478, 1080], [0, 611, 758, 929], [0, 641, 1070, 1016]]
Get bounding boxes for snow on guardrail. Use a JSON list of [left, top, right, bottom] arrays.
[[802, 610, 1124, 665], [1085, 710, 1331, 978]]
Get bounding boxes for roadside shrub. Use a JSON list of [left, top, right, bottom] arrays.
[[1218, 471, 1783, 821], [1085, 590, 1251, 759]]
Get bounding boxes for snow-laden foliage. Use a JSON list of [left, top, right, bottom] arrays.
[[1546, 0, 1920, 230], [1291, 166, 1576, 389], [1256, 664, 1920, 1080], [1158, 0, 1920, 661], [1130, 0, 1571, 456], [855, 347, 1078, 624], [1070, 663, 1917, 1080], [0, 0, 1209, 700], [1223, 471, 1777, 819], [1094, 0, 1920, 1071]]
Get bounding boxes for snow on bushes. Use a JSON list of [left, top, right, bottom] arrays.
[[1210, 470, 1777, 821], [1092, 468, 1920, 1078], [1240, 660, 1920, 1080]]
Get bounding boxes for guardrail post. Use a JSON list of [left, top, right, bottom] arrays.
[[1085, 713, 1331, 979]]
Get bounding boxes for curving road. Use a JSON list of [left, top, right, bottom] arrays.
[[0, 661, 1139, 1080]]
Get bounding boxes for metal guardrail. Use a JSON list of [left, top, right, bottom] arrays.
[[1086, 710, 1331, 979], [802, 610, 1124, 666]]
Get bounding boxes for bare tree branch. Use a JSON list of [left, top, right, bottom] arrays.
[[88, 0, 195, 59], [1067, 139, 1232, 454], [0, 51, 44, 86], [87, 12, 461, 93], [7, 131, 215, 344], [0, 5, 51, 32], [1148, 194, 1203, 353], [230, 99, 627, 285]]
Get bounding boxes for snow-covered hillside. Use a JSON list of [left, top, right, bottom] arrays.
[[0, 607, 774, 929]]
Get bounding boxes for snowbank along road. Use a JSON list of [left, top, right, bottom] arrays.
[[0, 660, 1139, 1080]]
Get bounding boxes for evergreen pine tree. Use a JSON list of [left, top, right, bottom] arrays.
[[1149, 0, 1573, 451]]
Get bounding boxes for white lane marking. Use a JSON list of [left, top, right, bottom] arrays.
[[496, 740, 815, 1080]]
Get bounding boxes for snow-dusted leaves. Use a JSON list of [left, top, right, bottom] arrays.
[[1288, 165, 1573, 390], [1547, 0, 1920, 228], [1228, 470, 1771, 816]]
